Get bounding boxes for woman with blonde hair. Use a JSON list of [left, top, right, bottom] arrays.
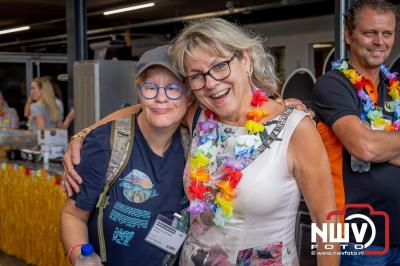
[[27, 76, 63, 130], [168, 18, 338, 265]]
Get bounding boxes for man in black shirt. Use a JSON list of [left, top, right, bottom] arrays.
[[313, 0, 400, 265]]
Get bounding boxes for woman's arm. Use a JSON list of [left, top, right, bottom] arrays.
[[62, 104, 142, 196], [24, 95, 33, 118], [57, 108, 76, 129], [90, 105, 142, 131], [288, 116, 339, 266], [61, 198, 90, 265], [389, 154, 400, 167], [35, 115, 46, 130], [62, 107, 76, 129]]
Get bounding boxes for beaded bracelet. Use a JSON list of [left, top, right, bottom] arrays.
[[67, 242, 84, 264]]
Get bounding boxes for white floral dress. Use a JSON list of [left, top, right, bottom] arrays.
[[180, 109, 307, 266]]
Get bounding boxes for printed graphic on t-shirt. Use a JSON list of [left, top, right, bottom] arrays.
[[112, 227, 135, 246], [109, 201, 151, 229], [180, 196, 189, 206], [119, 169, 157, 203]]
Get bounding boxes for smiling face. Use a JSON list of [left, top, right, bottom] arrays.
[[345, 7, 396, 73], [30, 80, 43, 101], [184, 46, 253, 125], [138, 66, 190, 130]]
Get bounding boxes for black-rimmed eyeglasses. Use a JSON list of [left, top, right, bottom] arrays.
[[138, 82, 188, 100], [187, 55, 236, 91]]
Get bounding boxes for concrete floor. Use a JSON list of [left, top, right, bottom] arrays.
[[0, 252, 30, 266]]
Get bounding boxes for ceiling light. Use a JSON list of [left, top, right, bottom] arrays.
[[0, 26, 30, 35], [104, 3, 155, 16], [313, 43, 333, 49]]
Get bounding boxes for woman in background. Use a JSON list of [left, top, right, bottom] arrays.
[[0, 91, 19, 129], [25, 76, 75, 130], [26, 76, 63, 130]]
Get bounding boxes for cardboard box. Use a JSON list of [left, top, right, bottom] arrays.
[[37, 129, 68, 159]]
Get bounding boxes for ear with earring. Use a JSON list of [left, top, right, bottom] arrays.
[[247, 69, 257, 91]]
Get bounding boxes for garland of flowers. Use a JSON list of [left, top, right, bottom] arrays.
[[0, 107, 10, 127], [332, 60, 400, 131], [0, 162, 68, 266], [187, 89, 269, 227]]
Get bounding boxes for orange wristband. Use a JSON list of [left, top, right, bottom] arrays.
[[67, 242, 83, 264]]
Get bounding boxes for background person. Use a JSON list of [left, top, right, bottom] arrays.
[[26, 76, 63, 130], [313, 0, 400, 264], [61, 45, 192, 265], [0, 91, 19, 129], [44, 75, 76, 129], [25, 76, 75, 130]]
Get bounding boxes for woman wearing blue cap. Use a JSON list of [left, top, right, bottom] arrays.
[[61, 45, 192, 265]]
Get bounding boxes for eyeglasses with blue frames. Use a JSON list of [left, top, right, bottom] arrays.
[[187, 55, 236, 91], [138, 82, 188, 100]]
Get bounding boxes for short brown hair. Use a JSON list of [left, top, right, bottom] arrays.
[[345, 0, 398, 34]]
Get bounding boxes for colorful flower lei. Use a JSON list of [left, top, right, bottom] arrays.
[[332, 60, 400, 131], [0, 108, 10, 127], [187, 89, 269, 227]]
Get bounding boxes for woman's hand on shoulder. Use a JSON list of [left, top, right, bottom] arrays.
[[276, 98, 314, 118], [62, 136, 84, 197]]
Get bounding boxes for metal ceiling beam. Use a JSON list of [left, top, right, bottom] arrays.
[[66, 0, 88, 117], [334, 0, 352, 60], [22, 33, 139, 49], [0, 32, 162, 48], [0, 0, 327, 49]]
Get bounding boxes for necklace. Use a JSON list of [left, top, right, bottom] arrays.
[[333, 60, 400, 131], [0, 107, 10, 127], [187, 89, 269, 227]]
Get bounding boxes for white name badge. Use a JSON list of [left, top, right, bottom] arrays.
[[145, 215, 187, 255]]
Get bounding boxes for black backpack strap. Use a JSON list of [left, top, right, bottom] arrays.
[[247, 105, 295, 163], [191, 106, 202, 136], [179, 126, 190, 160]]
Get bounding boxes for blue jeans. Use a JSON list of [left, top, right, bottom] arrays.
[[341, 243, 400, 266]]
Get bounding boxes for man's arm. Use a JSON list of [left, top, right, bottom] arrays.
[[313, 72, 400, 163], [332, 116, 400, 162]]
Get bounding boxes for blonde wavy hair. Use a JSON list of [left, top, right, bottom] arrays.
[[169, 18, 280, 97], [33, 77, 61, 123]]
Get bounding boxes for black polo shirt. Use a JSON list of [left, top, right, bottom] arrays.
[[313, 68, 400, 247]]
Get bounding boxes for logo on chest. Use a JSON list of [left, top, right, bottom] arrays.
[[384, 101, 395, 113], [119, 169, 158, 203]]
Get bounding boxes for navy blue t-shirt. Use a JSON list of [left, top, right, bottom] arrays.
[[74, 118, 188, 265]]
